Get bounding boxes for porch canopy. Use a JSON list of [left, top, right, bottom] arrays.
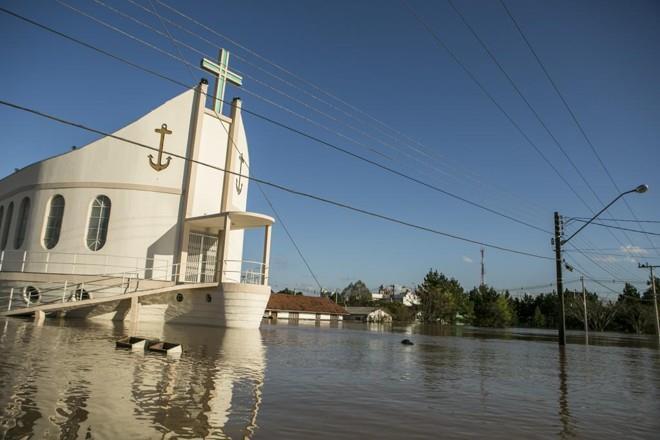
[[183, 211, 275, 285], [185, 211, 274, 234]]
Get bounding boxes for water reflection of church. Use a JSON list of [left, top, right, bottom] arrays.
[[0, 321, 265, 439]]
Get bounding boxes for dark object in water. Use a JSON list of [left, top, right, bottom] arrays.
[[116, 336, 147, 351], [148, 341, 182, 355], [401, 339, 414, 345]]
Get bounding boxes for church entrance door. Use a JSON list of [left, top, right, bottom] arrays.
[[185, 232, 218, 283]]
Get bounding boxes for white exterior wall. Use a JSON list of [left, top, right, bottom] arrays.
[[0, 87, 257, 281], [265, 310, 341, 321], [195, 110, 250, 283], [0, 90, 198, 276], [189, 113, 229, 217], [0, 187, 178, 276]]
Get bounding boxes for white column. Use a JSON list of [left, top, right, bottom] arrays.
[[173, 79, 208, 282], [178, 224, 191, 283], [221, 98, 242, 213], [261, 225, 272, 285], [216, 214, 232, 283]]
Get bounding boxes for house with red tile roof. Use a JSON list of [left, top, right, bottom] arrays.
[[264, 293, 348, 321]]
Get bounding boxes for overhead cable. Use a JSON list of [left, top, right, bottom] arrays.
[[0, 98, 555, 261], [0, 6, 551, 235]]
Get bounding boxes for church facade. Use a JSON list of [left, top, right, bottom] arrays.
[[0, 52, 274, 328]]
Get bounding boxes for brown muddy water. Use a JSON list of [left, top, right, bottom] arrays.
[[0, 318, 658, 439]]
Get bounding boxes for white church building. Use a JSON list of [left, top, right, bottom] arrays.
[[0, 50, 275, 329]]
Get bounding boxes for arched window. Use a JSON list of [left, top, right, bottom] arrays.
[[0, 202, 13, 250], [86, 195, 111, 251], [14, 197, 31, 249], [43, 195, 65, 249]]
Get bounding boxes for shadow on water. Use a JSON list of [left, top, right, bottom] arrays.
[[558, 346, 573, 439]]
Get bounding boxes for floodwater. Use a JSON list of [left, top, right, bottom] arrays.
[[0, 318, 658, 439]]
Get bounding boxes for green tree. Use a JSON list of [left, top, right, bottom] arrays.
[[278, 288, 303, 296], [532, 306, 546, 328], [415, 269, 465, 324], [616, 283, 652, 334], [469, 284, 514, 328], [341, 280, 372, 306], [376, 300, 416, 321], [588, 299, 618, 332], [643, 276, 660, 301]]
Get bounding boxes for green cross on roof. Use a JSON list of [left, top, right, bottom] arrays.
[[201, 48, 243, 115]]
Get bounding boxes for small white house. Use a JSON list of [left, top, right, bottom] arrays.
[[344, 307, 392, 323], [264, 294, 347, 321], [367, 308, 392, 323], [401, 291, 420, 307]]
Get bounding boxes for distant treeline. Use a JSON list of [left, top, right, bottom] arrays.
[[332, 270, 659, 334]]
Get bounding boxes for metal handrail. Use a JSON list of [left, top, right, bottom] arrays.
[[1, 263, 182, 312], [223, 259, 266, 267], [222, 259, 268, 285], [0, 249, 173, 279]]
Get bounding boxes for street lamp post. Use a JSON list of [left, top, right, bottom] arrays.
[[554, 184, 648, 346]]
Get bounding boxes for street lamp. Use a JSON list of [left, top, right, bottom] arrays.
[[554, 184, 648, 346]]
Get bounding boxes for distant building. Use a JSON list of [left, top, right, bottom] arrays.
[[344, 307, 393, 323], [264, 293, 347, 321], [399, 291, 420, 307], [374, 285, 419, 306], [371, 292, 384, 301]]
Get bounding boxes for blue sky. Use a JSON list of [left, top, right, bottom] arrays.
[[1, 0, 659, 295]]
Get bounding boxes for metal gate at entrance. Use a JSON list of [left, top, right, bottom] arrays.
[[185, 232, 218, 283]]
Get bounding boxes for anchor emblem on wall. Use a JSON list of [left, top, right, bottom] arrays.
[[149, 123, 172, 171], [235, 153, 245, 194]]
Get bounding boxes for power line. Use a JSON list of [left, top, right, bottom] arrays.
[[563, 255, 622, 295], [563, 256, 653, 303], [566, 242, 644, 284], [83, 0, 551, 232], [404, 0, 648, 278], [570, 219, 660, 237], [565, 247, 660, 252], [446, 0, 639, 248], [56, 0, 389, 162], [255, 185, 324, 292], [113, 0, 551, 226], [0, 98, 555, 262], [570, 235, 641, 281], [0, 6, 551, 236], [145, 0, 324, 291], [498, 0, 660, 256], [570, 217, 660, 224], [401, 0, 595, 213], [215, 108, 325, 293], [563, 250, 660, 260]]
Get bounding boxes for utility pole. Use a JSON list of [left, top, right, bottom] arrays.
[[581, 276, 588, 344], [554, 185, 647, 348], [480, 248, 485, 286], [638, 263, 660, 344], [554, 212, 566, 346]]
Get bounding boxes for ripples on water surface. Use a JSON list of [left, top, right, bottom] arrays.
[[0, 318, 658, 439]]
